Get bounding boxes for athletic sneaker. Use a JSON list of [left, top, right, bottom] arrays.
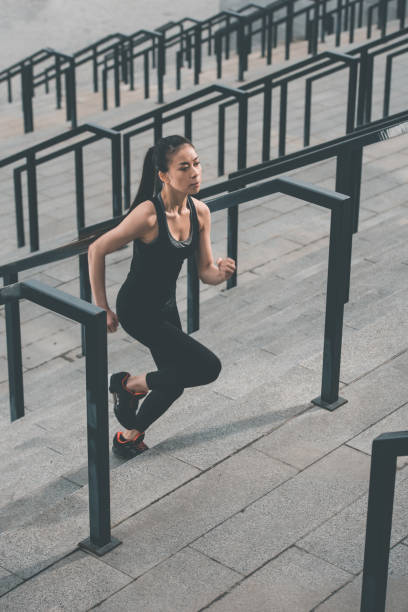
[[109, 371, 148, 430], [112, 431, 149, 459]]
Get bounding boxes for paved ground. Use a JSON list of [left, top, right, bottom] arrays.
[[0, 10, 408, 612]]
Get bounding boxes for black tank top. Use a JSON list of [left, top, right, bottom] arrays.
[[125, 192, 199, 306]]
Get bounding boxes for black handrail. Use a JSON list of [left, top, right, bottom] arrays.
[[0, 176, 351, 419], [216, 27, 408, 172], [1, 28, 406, 262], [360, 431, 408, 612], [0, 279, 121, 556], [0, 123, 122, 252], [1, 0, 403, 134]]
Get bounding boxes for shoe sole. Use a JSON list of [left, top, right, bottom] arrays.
[[112, 444, 148, 459]]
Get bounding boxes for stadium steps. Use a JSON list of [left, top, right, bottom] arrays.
[[0, 189, 407, 587]]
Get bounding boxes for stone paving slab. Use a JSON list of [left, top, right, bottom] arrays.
[[252, 354, 408, 470], [190, 446, 371, 575], [95, 547, 241, 612], [298, 467, 408, 575], [0, 549, 132, 612], [205, 546, 352, 612], [100, 447, 297, 580]]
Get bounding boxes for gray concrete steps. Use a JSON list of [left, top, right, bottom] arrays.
[[0, 197, 406, 539], [0, 19, 401, 146]]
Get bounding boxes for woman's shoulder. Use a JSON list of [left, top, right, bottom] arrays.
[[128, 199, 158, 229], [191, 197, 210, 228]]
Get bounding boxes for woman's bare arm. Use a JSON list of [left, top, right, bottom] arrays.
[[195, 201, 235, 285], [88, 201, 155, 317]]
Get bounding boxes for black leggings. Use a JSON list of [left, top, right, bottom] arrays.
[[116, 288, 222, 432]]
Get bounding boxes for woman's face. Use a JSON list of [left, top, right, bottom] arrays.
[[159, 144, 202, 195]]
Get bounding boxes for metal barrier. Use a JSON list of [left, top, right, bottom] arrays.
[[217, 26, 408, 172], [1, 0, 404, 133], [0, 279, 120, 555], [0, 124, 122, 252], [0, 176, 351, 420], [113, 84, 249, 210], [360, 431, 408, 612]]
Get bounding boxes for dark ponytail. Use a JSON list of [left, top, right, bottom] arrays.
[[128, 135, 193, 212]]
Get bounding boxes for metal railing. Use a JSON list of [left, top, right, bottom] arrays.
[[0, 279, 120, 556], [198, 112, 408, 407], [1, 0, 403, 133], [360, 430, 408, 612], [0, 123, 122, 252], [1, 26, 406, 262], [216, 27, 408, 173], [0, 176, 352, 422], [112, 84, 249, 210]]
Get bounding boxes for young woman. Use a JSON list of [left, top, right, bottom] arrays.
[[88, 135, 236, 459]]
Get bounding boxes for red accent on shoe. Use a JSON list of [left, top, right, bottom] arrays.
[[121, 374, 148, 397]]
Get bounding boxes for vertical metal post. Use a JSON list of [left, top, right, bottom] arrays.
[[267, 11, 273, 65], [279, 82, 287, 157], [157, 35, 165, 104], [3, 273, 25, 422], [238, 23, 245, 81], [154, 112, 163, 142], [336, 0, 342, 47], [129, 40, 135, 91], [121, 42, 128, 85], [346, 61, 358, 134], [360, 441, 397, 612], [79, 312, 120, 554], [55, 55, 62, 109], [14, 168, 25, 248], [194, 24, 202, 85], [44, 68, 50, 94], [356, 49, 368, 126], [123, 135, 131, 209], [79, 254, 92, 356], [226, 16, 231, 59], [187, 255, 200, 333], [26, 151, 40, 252], [378, 0, 388, 37], [358, 0, 364, 27], [102, 65, 108, 111], [383, 55, 392, 118], [65, 68, 72, 122], [93, 46, 99, 93], [113, 46, 120, 108], [336, 146, 363, 237], [312, 199, 351, 410], [7, 73, 12, 103], [262, 80, 272, 161], [261, 14, 266, 58], [215, 33, 222, 79], [69, 59, 78, 129], [304, 79, 312, 147], [218, 104, 225, 176], [184, 111, 192, 141], [365, 55, 374, 124], [21, 62, 34, 133], [237, 96, 248, 170], [111, 133, 122, 217], [311, 0, 319, 55], [286, 0, 294, 60], [75, 147, 85, 230], [226, 202, 238, 290], [144, 50, 150, 99], [176, 51, 182, 90], [349, 2, 356, 43]]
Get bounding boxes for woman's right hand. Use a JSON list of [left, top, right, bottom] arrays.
[[106, 309, 119, 333]]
